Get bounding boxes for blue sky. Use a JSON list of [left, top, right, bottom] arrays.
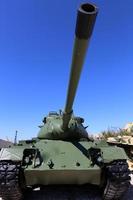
[[0, 0, 133, 141]]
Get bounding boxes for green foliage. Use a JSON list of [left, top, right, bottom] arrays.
[[100, 130, 118, 139], [100, 129, 133, 139]]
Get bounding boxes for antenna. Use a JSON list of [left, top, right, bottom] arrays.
[[14, 130, 18, 145]]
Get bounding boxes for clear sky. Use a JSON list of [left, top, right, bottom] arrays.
[[0, 0, 133, 141]]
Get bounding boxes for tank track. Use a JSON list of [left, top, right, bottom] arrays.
[[0, 161, 23, 200], [103, 160, 130, 200]]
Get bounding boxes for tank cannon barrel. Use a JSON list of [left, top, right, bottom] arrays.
[[62, 3, 98, 130]]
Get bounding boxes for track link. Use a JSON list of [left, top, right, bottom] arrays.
[[0, 161, 23, 200], [103, 160, 130, 200]]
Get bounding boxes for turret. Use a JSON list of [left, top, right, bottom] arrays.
[[38, 3, 98, 140], [62, 3, 98, 130]]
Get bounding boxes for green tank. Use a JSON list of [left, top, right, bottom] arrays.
[[0, 3, 130, 200]]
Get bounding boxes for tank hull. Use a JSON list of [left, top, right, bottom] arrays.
[[25, 168, 101, 185], [0, 140, 127, 186]]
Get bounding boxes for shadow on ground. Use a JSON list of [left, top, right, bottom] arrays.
[[24, 184, 133, 200]]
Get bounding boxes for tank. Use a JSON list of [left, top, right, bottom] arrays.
[[107, 135, 133, 160], [107, 124, 133, 160], [0, 3, 130, 200]]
